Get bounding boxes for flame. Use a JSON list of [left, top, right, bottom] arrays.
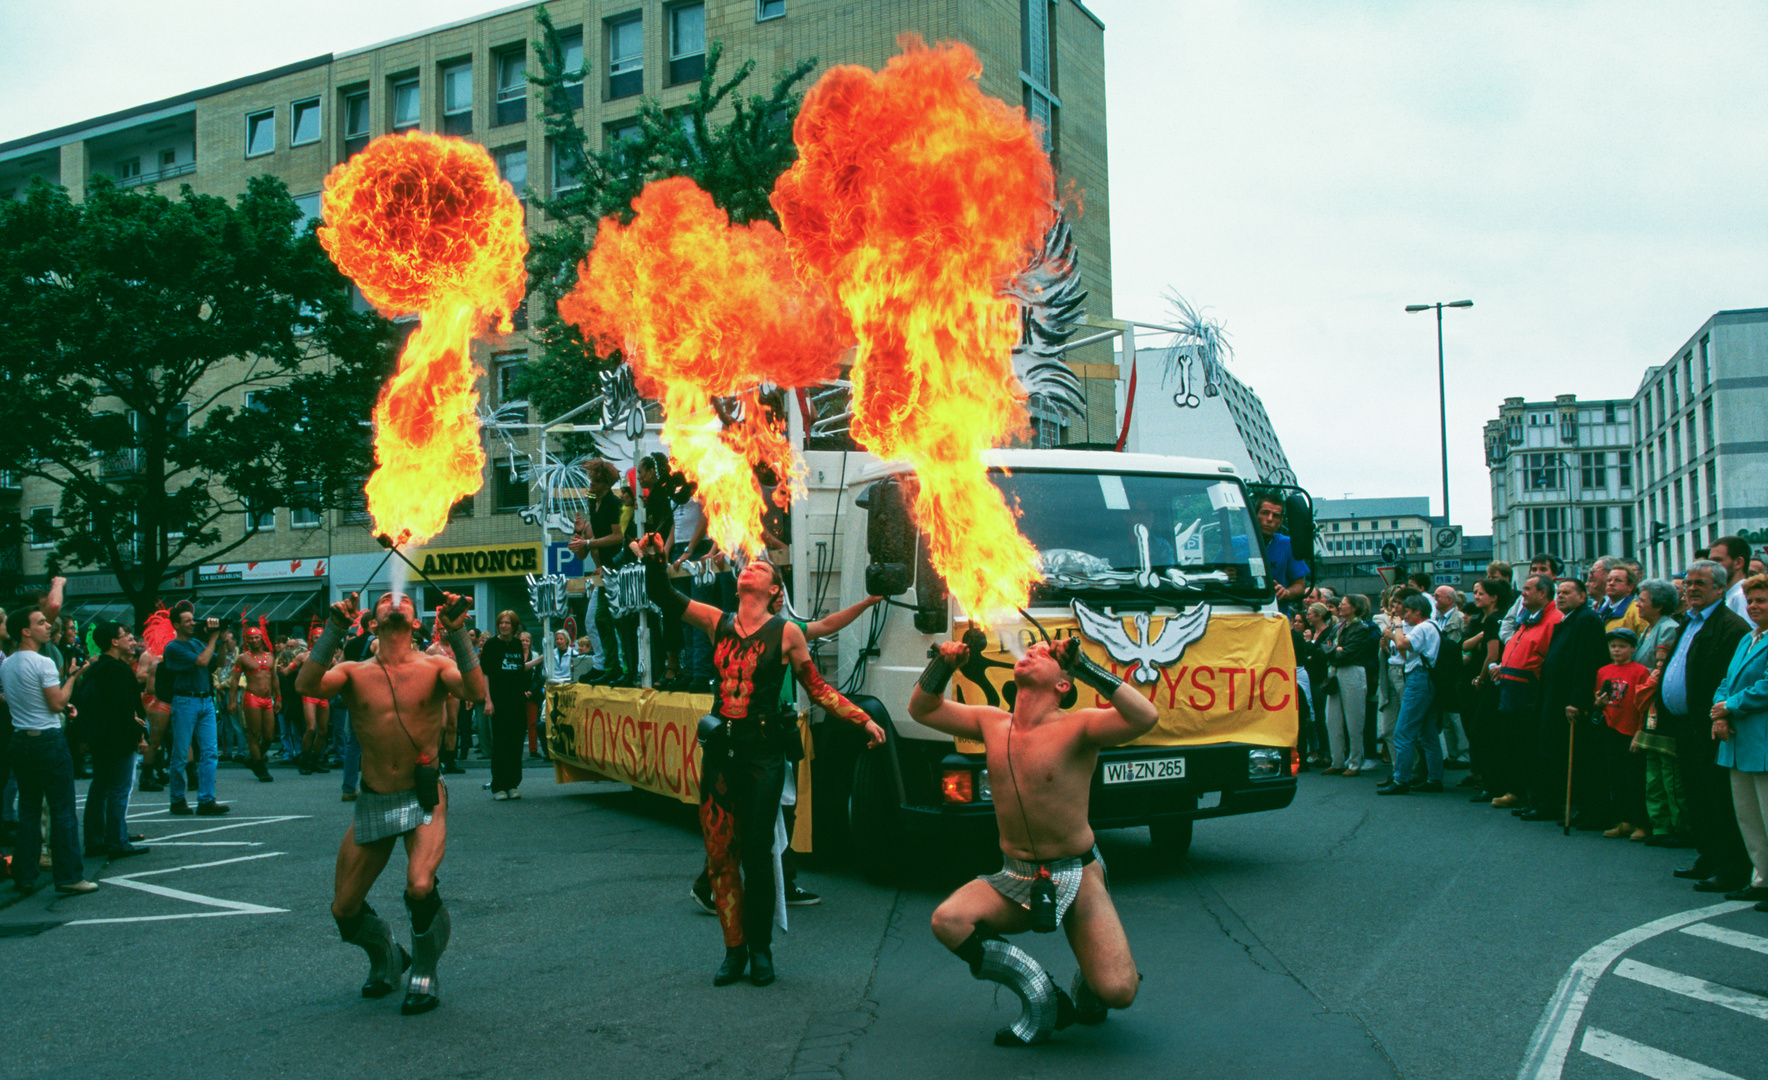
[[559, 177, 845, 558], [772, 38, 1055, 627], [319, 132, 527, 545]]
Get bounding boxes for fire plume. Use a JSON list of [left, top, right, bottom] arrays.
[[772, 38, 1055, 626], [319, 132, 527, 545], [559, 177, 845, 558]]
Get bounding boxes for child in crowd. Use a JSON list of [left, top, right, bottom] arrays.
[[1588, 628, 1655, 840]]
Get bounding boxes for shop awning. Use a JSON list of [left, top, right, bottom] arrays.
[[59, 598, 138, 627], [195, 590, 325, 625]]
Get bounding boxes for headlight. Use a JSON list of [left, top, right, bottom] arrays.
[[1248, 748, 1285, 779]]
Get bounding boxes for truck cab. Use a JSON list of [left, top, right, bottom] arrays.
[[825, 448, 1301, 871]]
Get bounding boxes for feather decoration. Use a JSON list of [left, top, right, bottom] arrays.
[[1005, 207, 1089, 417]]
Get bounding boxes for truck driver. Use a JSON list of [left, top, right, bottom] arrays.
[[910, 635, 1155, 1046]]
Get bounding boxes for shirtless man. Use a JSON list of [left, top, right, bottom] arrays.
[[229, 621, 279, 783], [296, 591, 485, 1016], [911, 635, 1156, 1046], [425, 614, 466, 775], [135, 648, 173, 791]]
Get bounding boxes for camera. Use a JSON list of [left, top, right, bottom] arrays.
[[1029, 866, 1058, 934]]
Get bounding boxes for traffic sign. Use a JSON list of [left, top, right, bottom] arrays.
[[1433, 574, 1457, 586], [1380, 542, 1399, 563], [1434, 526, 1463, 553], [1376, 565, 1397, 585]]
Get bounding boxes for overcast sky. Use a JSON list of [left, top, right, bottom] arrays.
[[4, 0, 1765, 531]]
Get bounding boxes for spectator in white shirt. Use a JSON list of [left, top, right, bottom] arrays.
[[2, 606, 96, 895], [1712, 536, 1754, 621]]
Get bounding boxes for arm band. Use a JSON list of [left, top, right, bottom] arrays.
[[643, 556, 689, 620], [445, 627, 479, 674], [308, 622, 345, 669], [1066, 650, 1124, 698], [919, 648, 957, 695]]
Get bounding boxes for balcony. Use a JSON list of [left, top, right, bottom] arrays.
[[116, 160, 196, 189]]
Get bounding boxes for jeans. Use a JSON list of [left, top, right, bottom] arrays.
[[1391, 668, 1442, 786], [84, 749, 138, 852], [337, 709, 361, 794], [168, 695, 219, 804], [10, 729, 84, 887]]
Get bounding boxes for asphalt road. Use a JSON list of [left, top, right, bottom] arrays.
[[3, 756, 1765, 1080]]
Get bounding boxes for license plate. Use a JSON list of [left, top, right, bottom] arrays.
[[1102, 757, 1186, 785]]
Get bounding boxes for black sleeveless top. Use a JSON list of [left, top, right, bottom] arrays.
[[712, 613, 791, 730]]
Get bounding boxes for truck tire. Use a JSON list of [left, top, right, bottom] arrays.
[[1149, 816, 1193, 859], [848, 747, 906, 883]]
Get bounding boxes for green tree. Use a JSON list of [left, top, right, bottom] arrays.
[[516, 6, 818, 433], [0, 174, 397, 625]]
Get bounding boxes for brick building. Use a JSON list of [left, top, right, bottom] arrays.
[[0, 0, 1115, 629]]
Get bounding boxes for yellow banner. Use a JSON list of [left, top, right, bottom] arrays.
[[953, 611, 1297, 748]]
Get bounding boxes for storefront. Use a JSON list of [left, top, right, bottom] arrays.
[[192, 559, 330, 642], [329, 540, 545, 636]]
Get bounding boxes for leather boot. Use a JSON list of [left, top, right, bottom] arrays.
[[401, 896, 450, 1015], [714, 945, 748, 986], [748, 943, 775, 986], [338, 903, 410, 999]]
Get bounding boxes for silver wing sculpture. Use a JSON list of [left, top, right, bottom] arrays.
[[1005, 206, 1089, 417], [1070, 599, 1213, 685]]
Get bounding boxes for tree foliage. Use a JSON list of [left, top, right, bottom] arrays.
[[0, 174, 397, 622], [516, 6, 818, 438]]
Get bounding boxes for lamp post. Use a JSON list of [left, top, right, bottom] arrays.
[[1404, 299, 1472, 526]]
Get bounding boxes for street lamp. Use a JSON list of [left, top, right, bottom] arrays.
[[1404, 299, 1472, 526]]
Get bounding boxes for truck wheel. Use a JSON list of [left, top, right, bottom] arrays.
[[1149, 816, 1193, 859], [848, 748, 905, 883]]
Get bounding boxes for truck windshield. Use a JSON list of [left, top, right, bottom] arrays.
[[990, 469, 1271, 604]]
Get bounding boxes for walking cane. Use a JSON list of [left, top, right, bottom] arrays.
[[1564, 715, 1575, 837]]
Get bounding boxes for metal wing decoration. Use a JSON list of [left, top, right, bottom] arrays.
[[1006, 206, 1089, 417], [1071, 599, 1213, 685], [1157, 291, 1232, 405]]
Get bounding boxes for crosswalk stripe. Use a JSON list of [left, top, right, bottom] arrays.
[[1680, 922, 1768, 956], [1614, 959, 1768, 1021], [1580, 1028, 1746, 1080]]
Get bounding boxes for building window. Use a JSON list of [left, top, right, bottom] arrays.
[[607, 15, 643, 100], [494, 144, 527, 192], [1331, 522, 1340, 532], [1700, 334, 1711, 387], [245, 109, 275, 157], [551, 140, 581, 191], [342, 90, 370, 157], [495, 47, 527, 126], [291, 98, 321, 146], [442, 61, 473, 135], [1526, 507, 1566, 558], [493, 461, 529, 512], [1655, 383, 1664, 428], [1582, 506, 1610, 559], [495, 351, 528, 418], [292, 192, 321, 230], [1690, 470, 1701, 521], [248, 498, 276, 531], [1523, 453, 1562, 492], [557, 28, 585, 108], [116, 156, 142, 181], [391, 77, 420, 130], [1673, 479, 1684, 526], [1020, 0, 1060, 159], [1701, 399, 1715, 452], [1028, 411, 1066, 448], [449, 495, 475, 520], [1706, 460, 1717, 516], [668, 3, 706, 84], [1682, 352, 1693, 399], [1603, 403, 1616, 424], [1632, 403, 1641, 431], [1619, 454, 1632, 490], [1620, 505, 1635, 555], [758, 0, 785, 19], [291, 484, 321, 528], [28, 506, 54, 549], [1579, 452, 1607, 491], [1668, 369, 1679, 412]]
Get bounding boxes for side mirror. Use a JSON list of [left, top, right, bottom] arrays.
[[866, 562, 911, 598], [1284, 492, 1316, 566], [857, 478, 915, 566]]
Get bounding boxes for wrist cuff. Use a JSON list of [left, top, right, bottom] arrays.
[[1067, 651, 1123, 697], [919, 649, 956, 695], [309, 623, 344, 668], [445, 628, 479, 673]]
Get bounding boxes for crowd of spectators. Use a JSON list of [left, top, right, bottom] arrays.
[[1293, 536, 1768, 909]]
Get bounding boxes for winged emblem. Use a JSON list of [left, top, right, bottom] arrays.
[[1070, 600, 1211, 685]]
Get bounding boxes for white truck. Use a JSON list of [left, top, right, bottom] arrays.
[[548, 446, 1306, 873]]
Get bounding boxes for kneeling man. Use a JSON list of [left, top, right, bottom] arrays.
[[297, 591, 485, 1015], [911, 635, 1156, 1046]]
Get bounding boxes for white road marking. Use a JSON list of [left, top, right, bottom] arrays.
[[1578, 1028, 1746, 1080], [143, 815, 309, 842], [64, 851, 291, 927], [145, 841, 264, 847], [125, 809, 173, 820], [1680, 922, 1768, 956], [1515, 901, 1751, 1080], [1613, 959, 1768, 1021]]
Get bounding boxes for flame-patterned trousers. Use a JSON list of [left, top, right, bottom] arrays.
[[700, 747, 786, 949]]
